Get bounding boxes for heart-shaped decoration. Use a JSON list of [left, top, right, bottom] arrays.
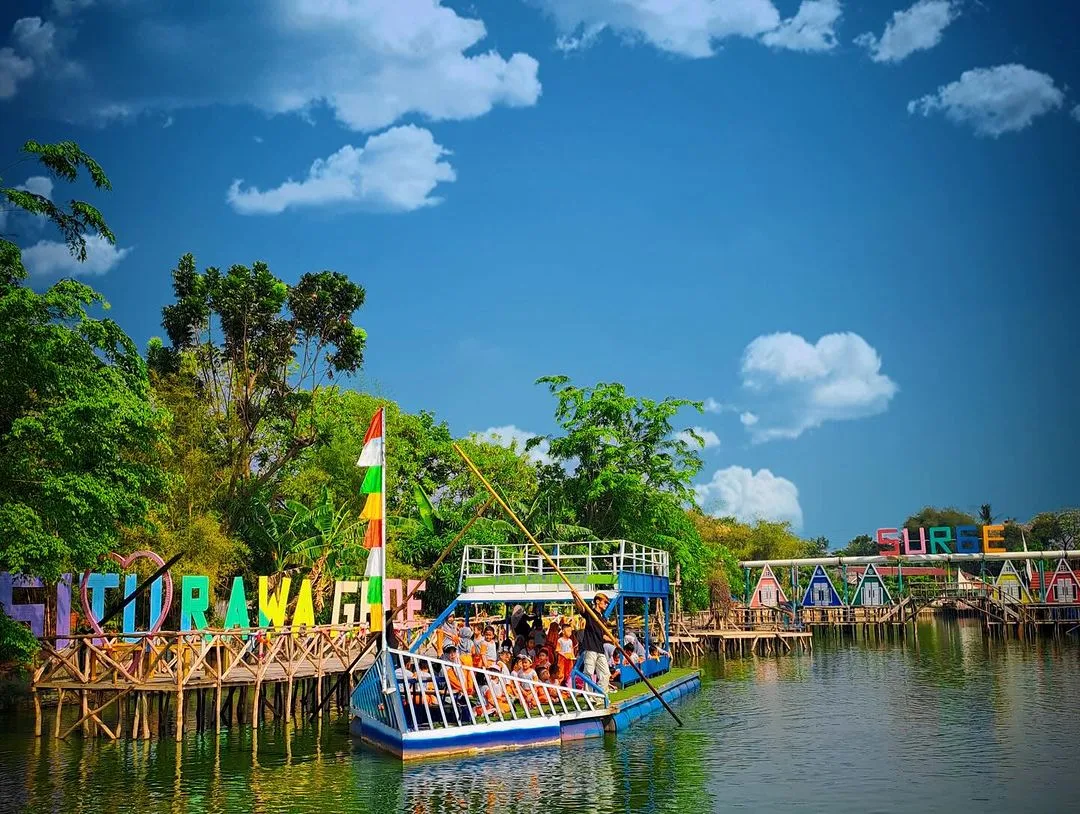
[[80, 550, 175, 638]]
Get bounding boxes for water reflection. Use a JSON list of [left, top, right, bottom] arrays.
[[3, 619, 1080, 813]]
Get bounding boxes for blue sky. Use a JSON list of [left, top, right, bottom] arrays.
[[1, 0, 1077, 547]]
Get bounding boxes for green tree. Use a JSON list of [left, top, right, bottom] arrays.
[[805, 536, 830, 557], [902, 506, 978, 531], [978, 504, 996, 525], [0, 141, 166, 581], [530, 376, 711, 606], [1028, 510, 1080, 550], [122, 362, 246, 595], [839, 534, 878, 557], [150, 254, 367, 540]]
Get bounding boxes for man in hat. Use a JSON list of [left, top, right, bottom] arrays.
[[579, 592, 611, 694]]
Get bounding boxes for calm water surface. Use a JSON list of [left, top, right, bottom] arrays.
[[2, 620, 1079, 814]]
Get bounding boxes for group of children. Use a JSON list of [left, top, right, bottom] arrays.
[[432, 609, 669, 694]]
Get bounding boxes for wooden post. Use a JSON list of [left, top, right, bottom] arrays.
[[33, 691, 42, 737], [174, 637, 185, 742], [54, 689, 64, 739]]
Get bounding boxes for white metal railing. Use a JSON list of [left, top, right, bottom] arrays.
[[458, 540, 669, 590], [356, 648, 608, 734]]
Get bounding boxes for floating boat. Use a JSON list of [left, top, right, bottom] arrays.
[[349, 539, 700, 760]]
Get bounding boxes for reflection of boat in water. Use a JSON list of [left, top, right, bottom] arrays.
[[397, 740, 618, 813], [350, 539, 700, 761]]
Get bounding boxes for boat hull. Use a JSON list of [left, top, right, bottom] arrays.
[[352, 670, 700, 761]]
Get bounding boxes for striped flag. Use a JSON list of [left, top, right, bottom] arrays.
[[357, 407, 387, 633]]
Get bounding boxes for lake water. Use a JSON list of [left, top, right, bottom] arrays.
[[2, 620, 1079, 813]]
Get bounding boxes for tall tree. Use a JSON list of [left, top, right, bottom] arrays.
[[150, 254, 367, 536], [902, 506, 978, 531], [0, 141, 166, 581], [978, 504, 996, 526], [530, 376, 712, 606], [805, 536, 830, 557], [839, 534, 878, 557]]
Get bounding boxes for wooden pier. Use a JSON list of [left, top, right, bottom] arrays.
[[31, 626, 372, 741]]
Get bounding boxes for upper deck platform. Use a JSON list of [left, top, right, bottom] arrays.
[[458, 540, 669, 600]]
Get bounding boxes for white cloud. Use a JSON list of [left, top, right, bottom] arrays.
[[0, 46, 34, 99], [474, 425, 552, 466], [227, 125, 456, 215], [1071, 104, 1080, 123], [18, 176, 54, 200], [739, 411, 759, 427], [534, 0, 782, 58], [908, 64, 1064, 137], [20, 233, 132, 277], [22, 0, 540, 133], [162, 115, 174, 128], [739, 331, 898, 441], [695, 466, 803, 528], [703, 397, 740, 414], [677, 427, 721, 449], [762, 0, 842, 53], [855, 0, 959, 63], [1, 176, 55, 233], [12, 17, 57, 62]]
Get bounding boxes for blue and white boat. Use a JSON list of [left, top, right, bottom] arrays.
[[349, 540, 700, 760]]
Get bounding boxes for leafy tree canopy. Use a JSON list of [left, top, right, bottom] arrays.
[[149, 254, 367, 537], [902, 506, 978, 531], [0, 141, 166, 581]]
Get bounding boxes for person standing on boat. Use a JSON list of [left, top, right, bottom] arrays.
[[579, 592, 612, 694]]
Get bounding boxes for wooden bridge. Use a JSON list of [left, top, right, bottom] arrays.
[[31, 625, 378, 741]]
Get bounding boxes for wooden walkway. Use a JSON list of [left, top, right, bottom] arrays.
[[32, 626, 375, 741]]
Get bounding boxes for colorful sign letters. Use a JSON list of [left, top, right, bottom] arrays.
[[875, 525, 1006, 556], [0, 553, 424, 643]]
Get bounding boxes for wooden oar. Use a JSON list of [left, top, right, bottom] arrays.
[[310, 496, 495, 720], [452, 442, 683, 727]]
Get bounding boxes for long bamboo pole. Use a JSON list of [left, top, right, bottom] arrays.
[[310, 496, 495, 719], [452, 443, 683, 727]]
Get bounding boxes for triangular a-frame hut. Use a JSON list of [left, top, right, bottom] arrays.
[[994, 560, 1032, 604], [749, 564, 789, 608], [850, 563, 892, 607], [1044, 559, 1080, 604], [801, 565, 843, 607]]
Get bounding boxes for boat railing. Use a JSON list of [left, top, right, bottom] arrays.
[[459, 540, 668, 591], [353, 647, 609, 735]]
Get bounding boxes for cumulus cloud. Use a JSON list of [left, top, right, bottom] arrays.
[[18, 176, 54, 201], [474, 425, 551, 466], [534, 0, 782, 58], [20, 233, 132, 277], [1071, 104, 1080, 123], [908, 64, 1064, 137], [0, 46, 34, 99], [676, 427, 721, 449], [762, 0, 842, 53], [13, 0, 540, 133], [739, 411, 759, 427], [1, 175, 56, 233], [536, 0, 841, 57], [703, 398, 739, 414], [739, 331, 898, 442], [12, 17, 57, 62], [227, 125, 455, 215], [695, 466, 803, 528], [855, 0, 959, 63]]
